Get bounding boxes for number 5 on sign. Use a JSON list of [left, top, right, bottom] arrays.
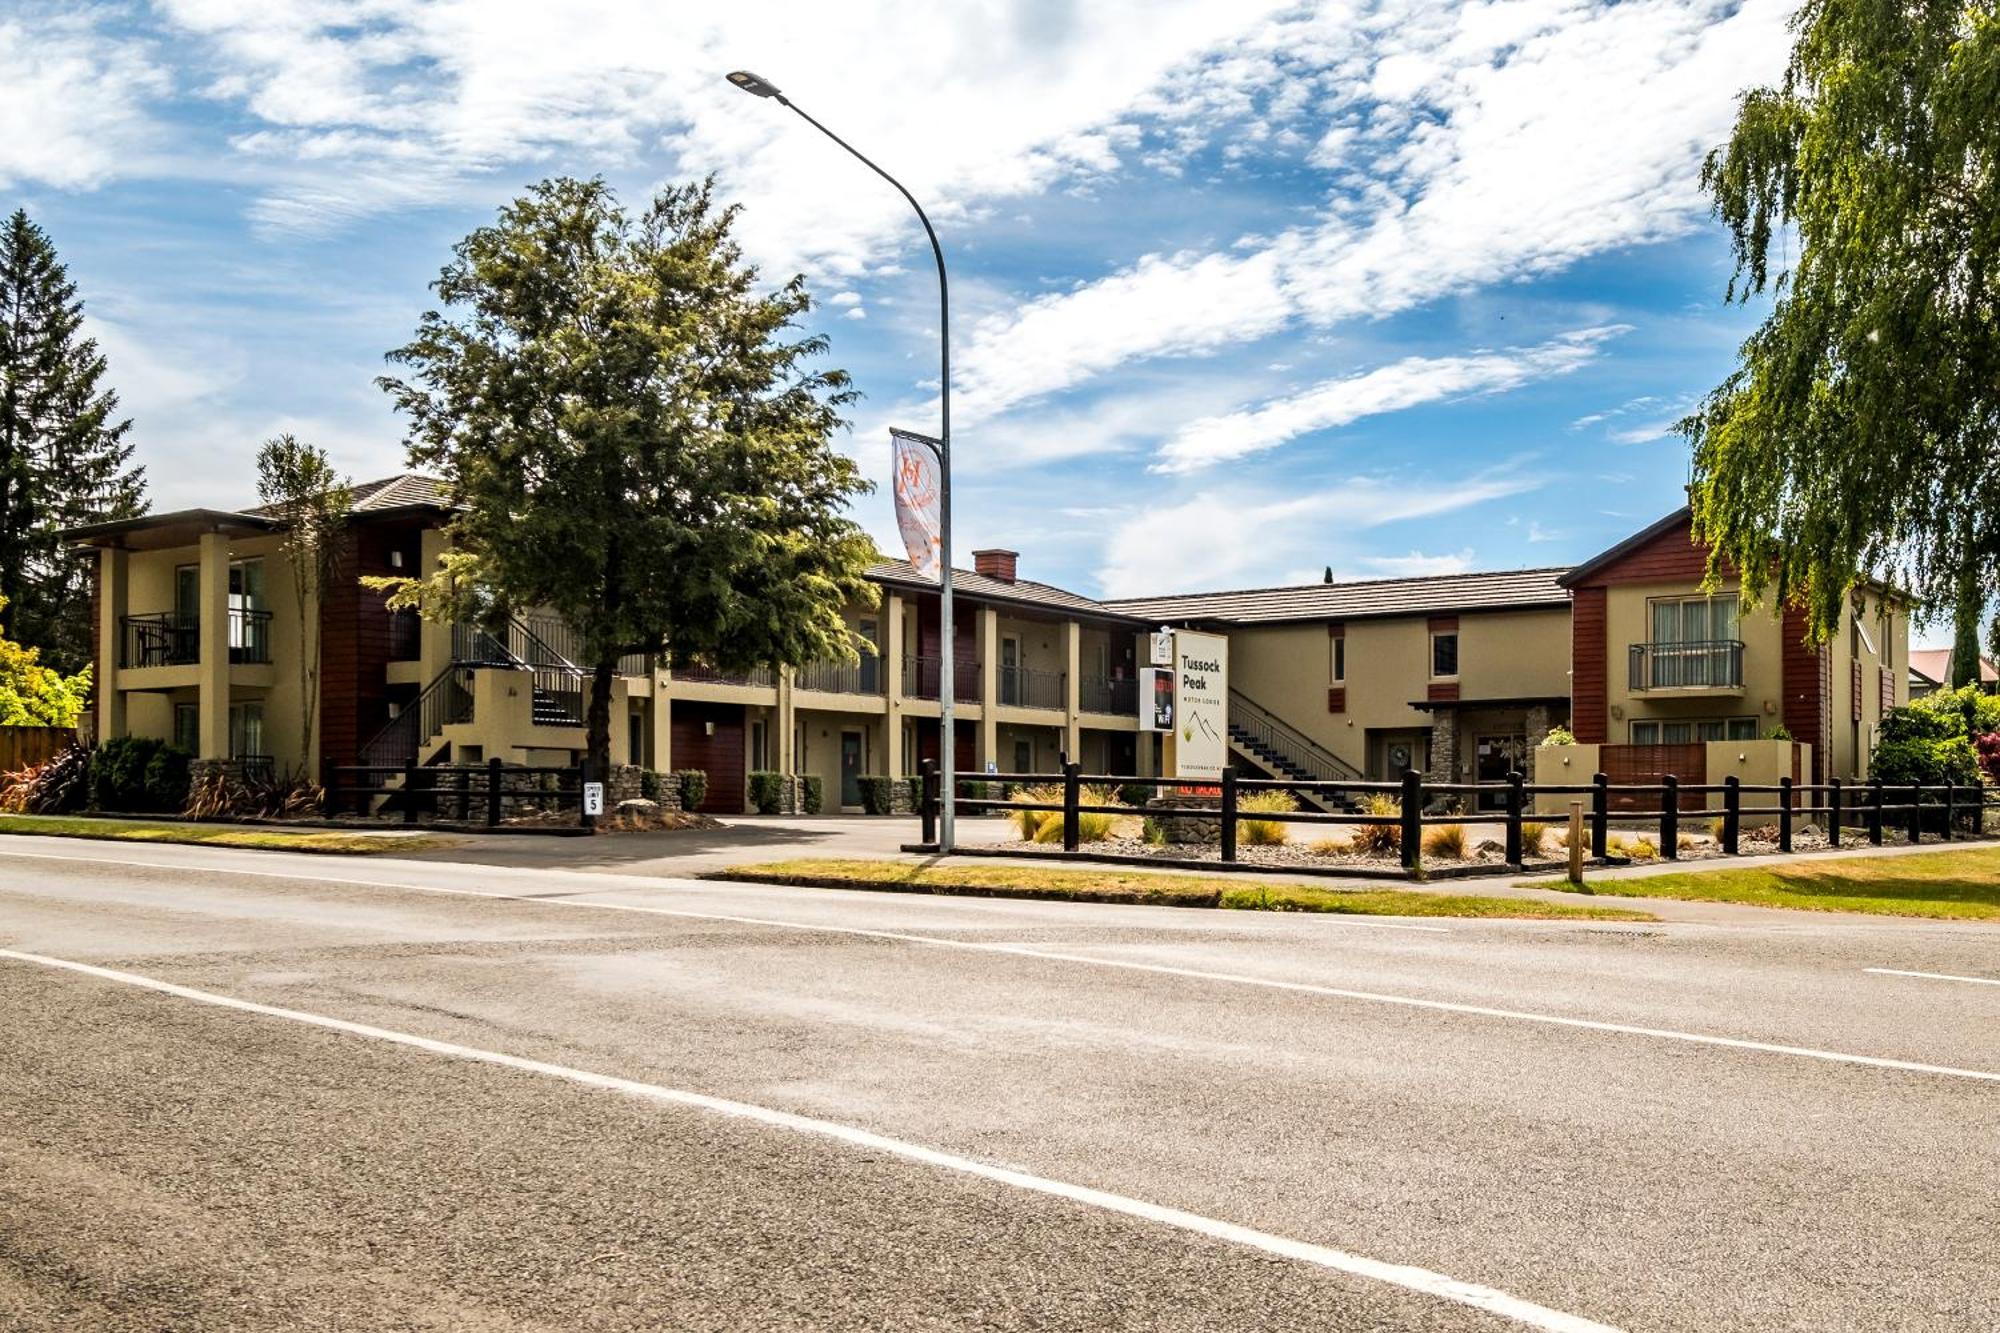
[[583, 782, 605, 816]]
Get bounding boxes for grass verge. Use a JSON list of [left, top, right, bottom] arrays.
[[1544, 846, 2000, 920], [0, 814, 454, 856], [704, 858, 1654, 920]]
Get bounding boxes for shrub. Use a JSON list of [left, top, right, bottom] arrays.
[[1009, 783, 1062, 840], [1352, 794, 1401, 854], [1237, 789, 1297, 845], [1766, 724, 1792, 741], [747, 770, 785, 815], [1626, 837, 1658, 860], [639, 768, 661, 801], [675, 768, 708, 811], [1421, 823, 1467, 859], [144, 747, 193, 812], [0, 745, 92, 814], [1520, 821, 1547, 856], [1977, 732, 2000, 786], [1117, 781, 1153, 808], [1871, 704, 1980, 788], [1540, 725, 1576, 746], [906, 775, 923, 813], [1141, 815, 1166, 845], [1915, 682, 2000, 739], [800, 774, 824, 815], [856, 775, 895, 816], [91, 736, 183, 811], [184, 768, 321, 820]]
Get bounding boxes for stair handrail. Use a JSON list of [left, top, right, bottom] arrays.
[[358, 665, 474, 770], [452, 614, 586, 677], [1227, 687, 1365, 783]]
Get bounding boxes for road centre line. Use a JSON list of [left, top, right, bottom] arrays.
[[0, 946, 1618, 1333], [1865, 967, 2000, 988], [7, 847, 2000, 1084]]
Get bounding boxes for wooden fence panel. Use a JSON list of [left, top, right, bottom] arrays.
[[0, 727, 77, 772], [1601, 743, 1706, 810]]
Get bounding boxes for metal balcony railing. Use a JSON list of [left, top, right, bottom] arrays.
[[1629, 639, 1745, 691], [1079, 674, 1138, 715], [121, 612, 199, 668], [797, 658, 885, 695], [675, 662, 776, 688], [229, 608, 272, 664], [998, 665, 1065, 709], [903, 656, 979, 701]]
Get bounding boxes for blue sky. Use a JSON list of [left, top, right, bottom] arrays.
[[7, 0, 1847, 613]]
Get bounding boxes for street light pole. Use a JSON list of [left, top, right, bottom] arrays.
[[726, 70, 956, 850]]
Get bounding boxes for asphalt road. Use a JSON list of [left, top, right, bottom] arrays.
[[1, 837, 1996, 1331]]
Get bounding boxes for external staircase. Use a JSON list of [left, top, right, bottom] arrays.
[[1226, 688, 1367, 812], [356, 615, 587, 774]]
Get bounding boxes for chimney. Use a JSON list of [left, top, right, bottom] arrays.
[[973, 548, 1018, 583]]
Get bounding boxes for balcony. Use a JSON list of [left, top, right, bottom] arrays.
[[1079, 674, 1139, 715], [121, 612, 198, 668], [902, 655, 979, 702], [797, 657, 884, 695], [674, 662, 775, 688], [229, 608, 272, 664], [998, 665, 1065, 710], [1629, 639, 1744, 691]]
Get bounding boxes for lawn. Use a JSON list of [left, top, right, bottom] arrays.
[[705, 858, 1655, 921], [0, 814, 454, 856], [1562, 846, 2000, 920]]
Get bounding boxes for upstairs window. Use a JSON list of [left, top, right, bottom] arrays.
[[1431, 631, 1458, 679], [1329, 625, 1345, 683]]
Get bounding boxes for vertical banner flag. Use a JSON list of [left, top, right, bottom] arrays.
[[1172, 630, 1229, 780], [890, 428, 943, 581]]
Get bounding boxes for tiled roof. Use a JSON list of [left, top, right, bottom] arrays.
[[1909, 648, 1998, 686], [866, 559, 1147, 623], [350, 473, 450, 512], [1104, 567, 1574, 625]]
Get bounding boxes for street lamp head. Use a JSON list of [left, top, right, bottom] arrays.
[[726, 70, 784, 99]]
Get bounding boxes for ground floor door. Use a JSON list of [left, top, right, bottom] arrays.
[[1369, 730, 1430, 781], [840, 731, 864, 808], [1473, 734, 1526, 810], [669, 702, 746, 813]]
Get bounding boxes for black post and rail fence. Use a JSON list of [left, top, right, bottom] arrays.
[[911, 764, 1995, 881]]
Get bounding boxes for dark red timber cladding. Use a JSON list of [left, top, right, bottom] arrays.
[[1602, 744, 1706, 811], [88, 557, 103, 725], [670, 702, 746, 813], [1780, 602, 1826, 784], [1427, 614, 1459, 632], [1851, 659, 1864, 720], [1570, 587, 1608, 743], [1878, 666, 1895, 714], [318, 520, 423, 769], [1327, 687, 1346, 713], [1427, 682, 1460, 703]]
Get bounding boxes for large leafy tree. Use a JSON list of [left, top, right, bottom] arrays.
[[376, 177, 877, 777], [1680, 0, 1999, 640], [0, 596, 90, 728], [0, 209, 147, 673], [256, 435, 352, 774]]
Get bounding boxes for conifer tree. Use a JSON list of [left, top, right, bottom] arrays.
[[0, 208, 147, 673]]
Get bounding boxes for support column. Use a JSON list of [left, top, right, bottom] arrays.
[[1063, 620, 1082, 765], [416, 527, 452, 678], [885, 593, 906, 782], [96, 548, 128, 742], [1426, 707, 1456, 785], [197, 530, 231, 760], [976, 605, 998, 771]]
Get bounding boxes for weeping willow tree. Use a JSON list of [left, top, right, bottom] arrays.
[[1680, 0, 1999, 642]]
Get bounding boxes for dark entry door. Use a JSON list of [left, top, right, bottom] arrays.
[[840, 732, 863, 808], [1474, 734, 1524, 810]]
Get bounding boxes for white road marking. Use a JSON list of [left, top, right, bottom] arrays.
[[0, 946, 1618, 1333], [1865, 967, 2000, 988], [7, 846, 1999, 1084], [0, 846, 1451, 933]]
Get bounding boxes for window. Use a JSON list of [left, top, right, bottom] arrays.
[[1329, 631, 1345, 683], [228, 702, 265, 760], [1430, 631, 1458, 679], [1630, 717, 1759, 744], [1647, 593, 1740, 687], [174, 704, 199, 753]]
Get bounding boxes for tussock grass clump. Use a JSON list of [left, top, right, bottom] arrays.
[[1237, 789, 1298, 845], [1010, 784, 1063, 841], [1422, 823, 1468, 859], [1353, 794, 1401, 854], [1626, 837, 1658, 860], [1308, 836, 1350, 856], [1678, 832, 1697, 853], [1012, 784, 1118, 843], [1520, 821, 1547, 856]]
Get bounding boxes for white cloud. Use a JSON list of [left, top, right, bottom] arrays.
[[1357, 549, 1477, 578], [1152, 325, 1624, 472], [0, 12, 167, 189], [1098, 465, 1541, 596]]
